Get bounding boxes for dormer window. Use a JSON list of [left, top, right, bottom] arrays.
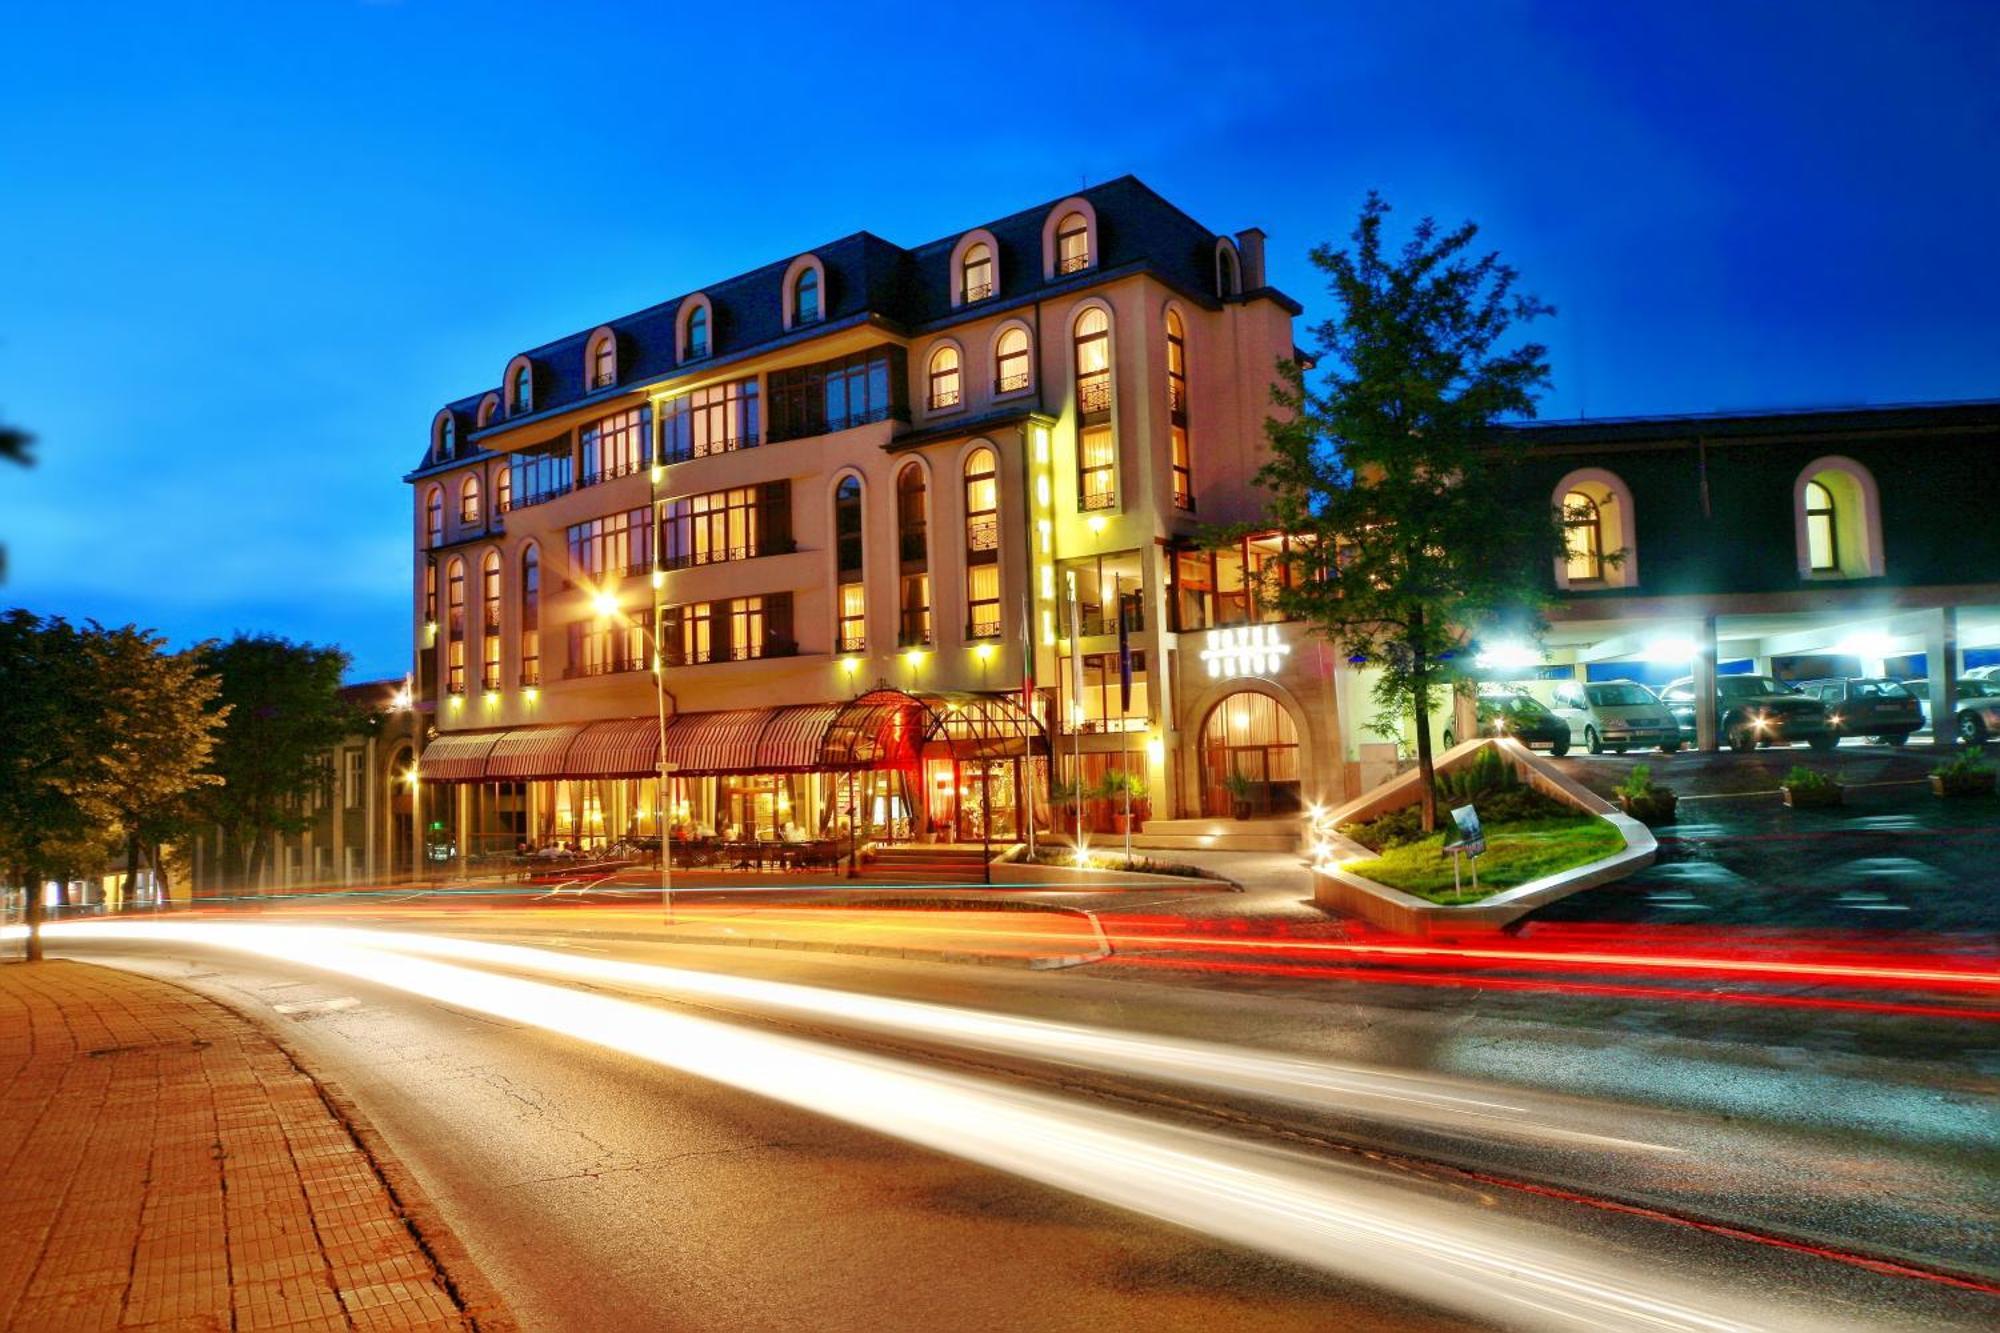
[[962, 243, 993, 302], [1217, 243, 1241, 298], [439, 417, 456, 460], [589, 332, 617, 390], [794, 268, 820, 324], [512, 365, 532, 413], [686, 304, 710, 359], [1056, 213, 1090, 274]]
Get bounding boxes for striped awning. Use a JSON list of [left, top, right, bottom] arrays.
[[663, 709, 770, 775], [418, 730, 505, 781], [486, 724, 585, 780], [755, 703, 846, 771], [564, 718, 662, 777]]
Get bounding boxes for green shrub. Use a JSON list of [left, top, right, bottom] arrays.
[[1781, 765, 1838, 793], [1616, 764, 1670, 801], [1935, 752, 1993, 781], [1433, 747, 1520, 804]]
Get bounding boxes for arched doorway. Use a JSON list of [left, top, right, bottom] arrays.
[[1200, 691, 1302, 817], [385, 744, 415, 880]]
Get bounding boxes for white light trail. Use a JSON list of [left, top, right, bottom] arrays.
[[48, 921, 1821, 1331]]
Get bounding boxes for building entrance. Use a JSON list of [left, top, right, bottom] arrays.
[[1200, 691, 1302, 817]]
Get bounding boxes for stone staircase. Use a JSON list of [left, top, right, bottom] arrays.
[[1121, 815, 1304, 854], [851, 843, 997, 885]]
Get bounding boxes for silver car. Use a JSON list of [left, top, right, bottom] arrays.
[[1905, 678, 2000, 743], [1550, 679, 1685, 754]]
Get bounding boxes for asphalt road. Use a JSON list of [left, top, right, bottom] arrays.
[[57, 924, 2000, 1332]]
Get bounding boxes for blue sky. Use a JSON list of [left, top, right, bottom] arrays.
[[2, 1, 1995, 680]]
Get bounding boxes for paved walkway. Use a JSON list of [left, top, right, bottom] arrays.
[[0, 960, 502, 1331]]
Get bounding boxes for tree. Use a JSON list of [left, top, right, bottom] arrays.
[[1256, 194, 1562, 833], [196, 635, 355, 886], [0, 417, 30, 584], [92, 626, 226, 909], [0, 612, 120, 958]]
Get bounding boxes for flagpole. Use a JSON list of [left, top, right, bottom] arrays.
[[1066, 570, 1084, 855], [1020, 590, 1036, 860]]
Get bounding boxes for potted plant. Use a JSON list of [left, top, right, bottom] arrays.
[[1051, 779, 1084, 835], [1222, 770, 1255, 821], [1100, 770, 1147, 834], [1931, 752, 1997, 798], [1780, 765, 1844, 809], [1614, 764, 1678, 824]]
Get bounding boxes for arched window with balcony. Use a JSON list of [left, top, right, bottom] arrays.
[[994, 326, 1032, 396], [424, 486, 443, 549], [927, 345, 961, 412], [963, 447, 1000, 639], [460, 474, 481, 525], [445, 557, 467, 695], [683, 300, 711, 359], [1073, 307, 1115, 510], [1055, 213, 1090, 274], [1166, 309, 1192, 510], [834, 476, 865, 652], [896, 463, 930, 648], [511, 365, 533, 414], [480, 549, 502, 691], [962, 243, 993, 302], [438, 416, 456, 461], [519, 543, 541, 686], [477, 394, 500, 428], [589, 331, 617, 390]]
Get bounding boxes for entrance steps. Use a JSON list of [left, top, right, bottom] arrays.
[[851, 843, 998, 885], [1122, 816, 1304, 855]]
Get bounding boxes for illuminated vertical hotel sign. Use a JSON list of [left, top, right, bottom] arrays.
[[1200, 625, 1290, 678]]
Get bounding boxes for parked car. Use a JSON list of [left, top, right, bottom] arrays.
[[1549, 678, 1684, 754], [1659, 675, 1836, 752], [1445, 687, 1573, 755], [1962, 665, 2000, 681], [1793, 678, 1923, 745], [1905, 678, 2000, 742]]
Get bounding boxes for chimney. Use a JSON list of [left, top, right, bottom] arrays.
[[1234, 227, 1267, 289]]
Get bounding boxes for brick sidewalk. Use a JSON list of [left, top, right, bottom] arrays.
[[0, 960, 500, 1331]]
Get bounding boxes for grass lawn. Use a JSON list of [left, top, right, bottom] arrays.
[[1342, 815, 1626, 905]]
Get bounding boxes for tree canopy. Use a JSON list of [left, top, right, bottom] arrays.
[[1256, 193, 1562, 830]]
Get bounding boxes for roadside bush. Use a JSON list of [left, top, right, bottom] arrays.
[[1339, 783, 1565, 851], [1615, 763, 1670, 800], [1781, 765, 1838, 794]]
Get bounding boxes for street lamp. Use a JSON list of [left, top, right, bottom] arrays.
[[591, 588, 676, 921], [390, 677, 420, 883]]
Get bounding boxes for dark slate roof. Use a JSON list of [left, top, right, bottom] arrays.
[[1501, 399, 2000, 449], [417, 176, 1288, 475]]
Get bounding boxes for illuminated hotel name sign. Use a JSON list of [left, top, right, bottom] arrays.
[[1200, 626, 1290, 678]]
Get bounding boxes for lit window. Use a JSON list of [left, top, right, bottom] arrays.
[[591, 335, 616, 390], [1056, 213, 1090, 274], [445, 557, 467, 694], [1079, 427, 1116, 512], [519, 544, 540, 686], [927, 346, 961, 411], [1563, 490, 1603, 581], [495, 463, 512, 513], [835, 475, 865, 650], [961, 243, 993, 302], [964, 446, 1000, 639], [1074, 309, 1114, 509], [460, 474, 481, 525], [685, 304, 709, 359], [480, 550, 502, 690], [1804, 480, 1837, 573], [1166, 311, 1192, 510], [425, 487, 443, 549], [838, 582, 866, 654], [794, 268, 820, 324], [995, 327, 1031, 394]]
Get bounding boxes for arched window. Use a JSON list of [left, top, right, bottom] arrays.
[[1201, 691, 1302, 817], [512, 365, 532, 413], [477, 394, 500, 428], [1217, 244, 1241, 298], [927, 346, 961, 411], [1073, 308, 1115, 510], [494, 462, 512, 514], [896, 464, 930, 648], [460, 474, 481, 525], [1056, 213, 1091, 274], [995, 326, 1031, 394], [519, 544, 541, 686], [685, 304, 709, 359], [1166, 310, 1192, 510], [961, 243, 993, 302], [794, 267, 820, 324], [834, 476, 865, 652], [480, 550, 502, 690], [590, 333, 616, 389], [424, 487, 443, 549], [439, 416, 456, 461], [964, 447, 1000, 639], [445, 557, 467, 695], [1562, 491, 1604, 582], [1793, 457, 1883, 580]]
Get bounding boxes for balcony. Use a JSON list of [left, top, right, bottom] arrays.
[[927, 387, 961, 412], [658, 536, 795, 571], [897, 615, 933, 649], [563, 658, 646, 680], [500, 482, 571, 513], [1079, 488, 1118, 513], [1172, 488, 1197, 513], [518, 667, 541, 688], [996, 371, 1030, 394], [1169, 380, 1187, 415], [1057, 253, 1090, 276], [591, 370, 617, 391], [662, 432, 759, 465], [768, 403, 909, 445], [966, 613, 1002, 640], [963, 282, 993, 303], [967, 516, 999, 552], [1077, 376, 1112, 415], [577, 457, 650, 489], [837, 633, 866, 654]]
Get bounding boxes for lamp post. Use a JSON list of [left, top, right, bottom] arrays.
[[592, 589, 676, 921], [390, 680, 420, 884]]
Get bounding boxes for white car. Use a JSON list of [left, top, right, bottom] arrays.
[[1963, 665, 2000, 681], [1550, 678, 1685, 755]]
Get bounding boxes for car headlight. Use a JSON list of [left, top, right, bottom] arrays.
[[1829, 712, 1843, 726]]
